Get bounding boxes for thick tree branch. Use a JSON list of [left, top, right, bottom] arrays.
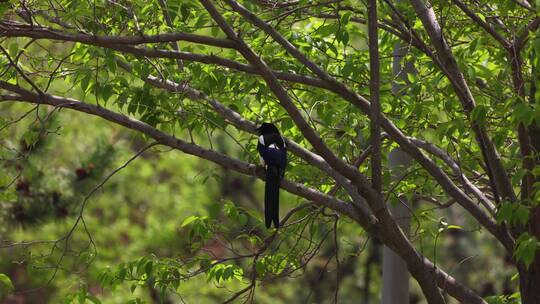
[[200, 0, 370, 197], [0, 80, 369, 227], [201, 1, 464, 302], [511, 0, 535, 11], [408, 0, 516, 204], [515, 16, 540, 51], [1, 0, 513, 255], [218, 0, 512, 254], [115, 60, 375, 220]]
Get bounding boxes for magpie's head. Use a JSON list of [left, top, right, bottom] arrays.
[[257, 122, 279, 135]]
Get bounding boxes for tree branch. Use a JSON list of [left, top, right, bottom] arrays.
[[115, 60, 375, 221], [0, 80, 369, 227], [514, 16, 540, 51], [0, 25, 333, 90], [451, 0, 510, 48], [200, 0, 370, 198], [157, 0, 184, 70], [218, 0, 512, 253], [408, 0, 516, 204], [200, 1, 464, 302], [408, 137, 496, 214], [0, 21, 238, 49], [1, 0, 513, 252], [367, 0, 382, 194]]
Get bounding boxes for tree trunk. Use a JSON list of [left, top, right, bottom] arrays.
[[519, 206, 540, 304], [510, 48, 540, 304], [519, 253, 540, 303]]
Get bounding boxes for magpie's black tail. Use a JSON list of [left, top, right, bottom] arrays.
[[265, 165, 281, 228]]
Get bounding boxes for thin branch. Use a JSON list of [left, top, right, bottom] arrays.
[[157, 0, 184, 70], [0, 83, 370, 227], [408, 0, 516, 206], [200, 0, 377, 208], [0, 21, 237, 49], [408, 137, 496, 214], [199, 1, 478, 303], [48, 141, 159, 283], [115, 60, 375, 221], [217, 0, 506, 253], [514, 16, 540, 51], [451, 0, 510, 47], [0, 44, 43, 95], [0, 24, 333, 90]]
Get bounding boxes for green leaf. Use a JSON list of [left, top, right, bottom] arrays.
[[0, 2, 12, 18], [100, 84, 114, 103], [255, 260, 265, 275], [513, 102, 534, 126], [496, 203, 513, 224], [207, 202, 221, 219], [87, 295, 101, 304], [513, 205, 529, 226], [341, 31, 349, 46], [181, 215, 198, 227], [214, 267, 224, 282], [127, 99, 139, 115], [80, 74, 92, 93], [77, 285, 88, 304], [8, 43, 18, 57], [180, 4, 191, 22], [238, 214, 248, 226], [407, 72, 417, 83], [0, 273, 14, 294], [514, 233, 539, 268], [471, 105, 487, 125], [117, 266, 127, 281], [317, 24, 338, 37], [136, 257, 147, 276], [340, 12, 351, 26], [104, 55, 117, 74], [144, 260, 153, 277], [327, 42, 338, 56], [222, 266, 233, 281], [341, 60, 355, 78], [469, 38, 480, 54]]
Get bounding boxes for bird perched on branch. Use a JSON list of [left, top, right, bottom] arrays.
[[257, 123, 287, 228]]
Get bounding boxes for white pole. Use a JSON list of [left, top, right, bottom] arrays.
[[382, 148, 412, 304], [381, 38, 414, 303]]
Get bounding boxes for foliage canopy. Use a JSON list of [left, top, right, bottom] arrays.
[[1, 0, 540, 303]]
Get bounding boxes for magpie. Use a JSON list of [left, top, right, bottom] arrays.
[[257, 123, 287, 228]]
